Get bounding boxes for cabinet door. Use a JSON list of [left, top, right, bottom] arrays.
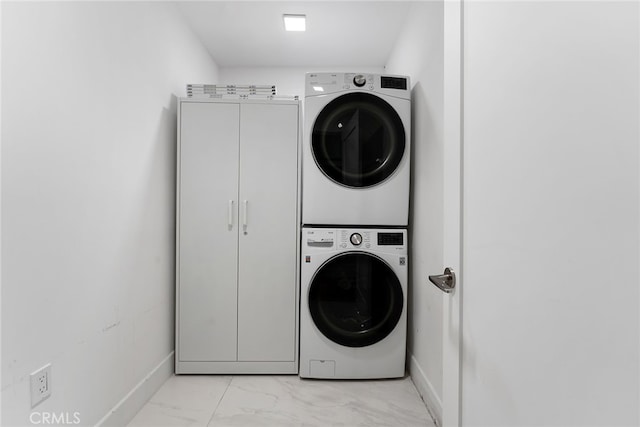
[[178, 101, 240, 362], [237, 103, 299, 362]]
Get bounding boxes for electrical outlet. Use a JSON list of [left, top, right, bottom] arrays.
[[30, 363, 51, 408]]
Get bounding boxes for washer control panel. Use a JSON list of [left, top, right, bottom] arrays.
[[304, 228, 407, 253]]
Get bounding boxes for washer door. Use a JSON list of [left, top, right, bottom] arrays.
[[312, 93, 406, 188], [308, 252, 404, 347]]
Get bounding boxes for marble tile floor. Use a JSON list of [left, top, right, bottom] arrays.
[[128, 374, 436, 427]]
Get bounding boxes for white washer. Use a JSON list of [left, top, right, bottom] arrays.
[[302, 72, 411, 226], [299, 227, 407, 379]]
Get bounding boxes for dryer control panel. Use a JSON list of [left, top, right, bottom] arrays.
[[305, 72, 410, 99]]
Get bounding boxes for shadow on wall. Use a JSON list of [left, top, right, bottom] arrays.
[[407, 79, 440, 356], [123, 93, 180, 356]]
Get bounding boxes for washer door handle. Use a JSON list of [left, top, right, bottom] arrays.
[[429, 268, 456, 293]]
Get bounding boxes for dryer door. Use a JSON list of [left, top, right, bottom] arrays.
[[312, 93, 406, 188], [308, 252, 404, 347]]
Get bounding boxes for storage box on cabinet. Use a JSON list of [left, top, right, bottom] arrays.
[[176, 98, 300, 374]]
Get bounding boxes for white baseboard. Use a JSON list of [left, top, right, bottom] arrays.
[[409, 353, 442, 427], [95, 351, 174, 427]]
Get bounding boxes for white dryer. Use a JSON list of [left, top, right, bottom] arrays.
[[299, 227, 407, 379], [302, 72, 411, 226]]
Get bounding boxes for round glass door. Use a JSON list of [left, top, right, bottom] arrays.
[[312, 93, 406, 188], [308, 252, 404, 347]]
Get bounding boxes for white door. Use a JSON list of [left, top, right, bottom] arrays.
[[441, 1, 463, 425], [237, 103, 299, 362], [442, 1, 639, 425], [178, 102, 240, 362]]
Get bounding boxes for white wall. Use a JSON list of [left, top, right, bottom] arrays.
[[218, 66, 384, 99], [1, 2, 218, 425], [460, 1, 639, 425], [385, 2, 444, 423]]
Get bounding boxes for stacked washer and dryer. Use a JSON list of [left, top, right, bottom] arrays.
[[300, 72, 411, 379]]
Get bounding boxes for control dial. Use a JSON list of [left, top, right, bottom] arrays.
[[353, 75, 366, 87], [350, 233, 363, 246]]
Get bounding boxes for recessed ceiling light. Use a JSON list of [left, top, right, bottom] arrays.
[[283, 14, 306, 32]]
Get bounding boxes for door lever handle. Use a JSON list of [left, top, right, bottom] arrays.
[[429, 267, 456, 293]]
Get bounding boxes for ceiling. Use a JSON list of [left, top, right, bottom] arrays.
[[175, 1, 414, 68]]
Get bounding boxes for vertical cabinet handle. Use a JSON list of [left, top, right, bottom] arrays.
[[228, 200, 234, 229], [242, 200, 248, 231]]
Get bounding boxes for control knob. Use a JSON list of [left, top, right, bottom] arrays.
[[350, 233, 363, 246], [353, 75, 366, 87]]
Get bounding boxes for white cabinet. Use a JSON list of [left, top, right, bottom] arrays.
[[176, 98, 299, 374]]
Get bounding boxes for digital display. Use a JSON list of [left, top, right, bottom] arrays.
[[381, 76, 407, 90], [378, 232, 404, 245]]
